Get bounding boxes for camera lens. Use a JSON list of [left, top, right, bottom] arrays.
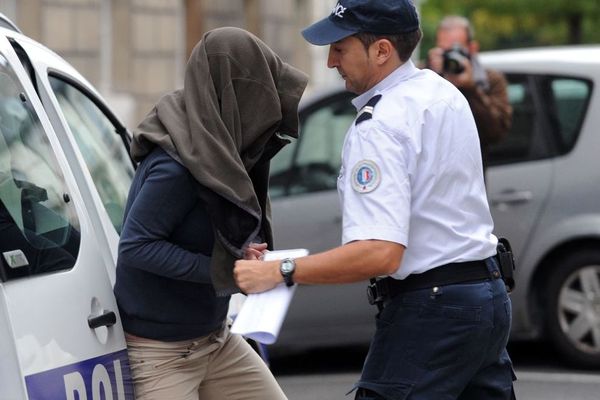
[[442, 45, 469, 74], [444, 56, 464, 74]]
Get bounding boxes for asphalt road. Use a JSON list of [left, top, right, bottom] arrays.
[[275, 371, 600, 400], [270, 341, 600, 400]]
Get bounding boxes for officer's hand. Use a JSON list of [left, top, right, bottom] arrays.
[[234, 259, 282, 294], [444, 58, 476, 91], [243, 242, 268, 260], [427, 47, 444, 74]]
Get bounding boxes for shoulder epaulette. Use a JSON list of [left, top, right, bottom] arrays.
[[355, 94, 382, 125]]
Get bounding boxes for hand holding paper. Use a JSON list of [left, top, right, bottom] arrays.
[[230, 248, 308, 344]]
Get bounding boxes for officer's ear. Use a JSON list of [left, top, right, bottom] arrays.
[[369, 39, 397, 66]]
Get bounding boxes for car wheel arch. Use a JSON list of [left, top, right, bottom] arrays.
[[526, 237, 600, 366], [510, 238, 595, 329]]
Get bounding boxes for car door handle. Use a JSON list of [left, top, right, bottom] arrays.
[[490, 190, 533, 206], [88, 310, 117, 329]]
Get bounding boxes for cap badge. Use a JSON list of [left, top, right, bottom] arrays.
[[332, 2, 347, 18], [351, 160, 381, 193]]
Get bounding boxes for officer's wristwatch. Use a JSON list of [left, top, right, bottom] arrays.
[[279, 258, 296, 287]]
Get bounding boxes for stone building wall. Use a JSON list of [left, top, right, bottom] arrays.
[[2, 0, 314, 127], [7, 0, 184, 126], [17, 0, 104, 86], [113, 0, 184, 124]]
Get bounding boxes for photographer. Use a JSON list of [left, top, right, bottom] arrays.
[[428, 16, 512, 172]]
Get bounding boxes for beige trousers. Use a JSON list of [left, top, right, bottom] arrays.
[[125, 325, 287, 400]]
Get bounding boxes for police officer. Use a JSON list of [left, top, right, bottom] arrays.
[[234, 1, 516, 399]]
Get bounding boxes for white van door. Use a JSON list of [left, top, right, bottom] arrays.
[[0, 35, 134, 400], [10, 34, 135, 285]]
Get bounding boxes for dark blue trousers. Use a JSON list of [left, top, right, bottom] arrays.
[[354, 259, 515, 400]]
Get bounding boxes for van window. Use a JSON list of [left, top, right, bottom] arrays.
[[0, 54, 80, 281], [48, 76, 134, 233]]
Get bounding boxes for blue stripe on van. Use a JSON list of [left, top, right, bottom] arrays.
[[25, 349, 134, 400]]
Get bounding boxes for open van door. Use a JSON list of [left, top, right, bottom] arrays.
[[8, 32, 135, 285], [0, 32, 134, 400]]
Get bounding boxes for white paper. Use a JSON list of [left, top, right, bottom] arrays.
[[230, 248, 309, 344]]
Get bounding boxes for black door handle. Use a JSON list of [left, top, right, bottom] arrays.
[[88, 311, 117, 329]]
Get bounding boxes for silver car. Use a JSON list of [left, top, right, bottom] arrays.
[[270, 45, 600, 368]]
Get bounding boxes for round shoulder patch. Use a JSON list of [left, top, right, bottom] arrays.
[[351, 160, 381, 193]]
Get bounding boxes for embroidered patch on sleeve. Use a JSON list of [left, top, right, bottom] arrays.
[[351, 160, 381, 193]]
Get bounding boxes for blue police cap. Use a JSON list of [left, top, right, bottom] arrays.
[[302, 0, 420, 46]]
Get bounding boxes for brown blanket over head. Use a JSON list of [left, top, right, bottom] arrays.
[[130, 27, 308, 296]]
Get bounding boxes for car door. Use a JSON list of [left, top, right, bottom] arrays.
[[486, 74, 555, 264], [0, 35, 133, 399], [271, 91, 376, 349], [270, 93, 354, 254], [10, 36, 135, 284]]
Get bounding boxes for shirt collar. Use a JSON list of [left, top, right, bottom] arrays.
[[352, 60, 418, 111]]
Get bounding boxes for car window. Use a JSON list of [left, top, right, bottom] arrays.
[[488, 75, 542, 165], [0, 54, 80, 281], [270, 94, 355, 197], [547, 77, 591, 152], [48, 76, 134, 233], [269, 135, 296, 198]]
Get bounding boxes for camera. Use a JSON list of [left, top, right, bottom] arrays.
[[443, 44, 470, 74]]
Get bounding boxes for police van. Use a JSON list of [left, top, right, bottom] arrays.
[[0, 14, 136, 399]]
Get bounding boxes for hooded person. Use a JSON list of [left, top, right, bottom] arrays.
[[114, 27, 307, 400], [130, 26, 308, 296]]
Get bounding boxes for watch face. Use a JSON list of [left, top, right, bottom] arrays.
[[281, 259, 295, 274]]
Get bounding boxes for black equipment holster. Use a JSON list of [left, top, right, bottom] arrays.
[[496, 237, 516, 292], [367, 278, 387, 311]]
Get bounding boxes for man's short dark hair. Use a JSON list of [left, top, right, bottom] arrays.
[[354, 30, 422, 62]]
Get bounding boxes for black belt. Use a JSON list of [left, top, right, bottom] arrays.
[[367, 258, 500, 307]]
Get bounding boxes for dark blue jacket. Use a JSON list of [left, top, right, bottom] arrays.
[[114, 147, 229, 341]]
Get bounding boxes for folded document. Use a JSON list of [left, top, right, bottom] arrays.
[[230, 248, 309, 344]]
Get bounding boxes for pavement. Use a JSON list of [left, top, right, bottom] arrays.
[[276, 370, 600, 400]]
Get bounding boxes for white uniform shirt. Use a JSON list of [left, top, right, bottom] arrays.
[[338, 60, 497, 279]]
